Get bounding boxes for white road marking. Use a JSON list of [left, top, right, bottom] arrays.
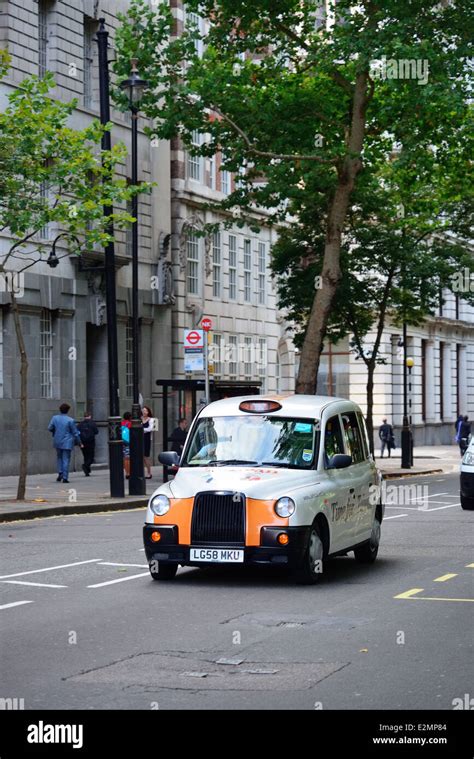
[[87, 572, 150, 588], [424, 503, 460, 512], [384, 514, 408, 520], [1, 580, 67, 588], [0, 559, 103, 580], [97, 562, 148, 568], [0, 600, 33, 610]]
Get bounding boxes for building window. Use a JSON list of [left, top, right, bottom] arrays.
[[40, 309, 53, 399], [228, 235, 237, 300], [39, 179, 50, 239], [228, 335, 238, 378], [212, 232, 221, 298], [38, 1, 52, 78], [83, 16, 97, 109], [187, 131, 202, 182], [125, 198, 133, 257], [212, 333, 222, 378], [258, 338, 267, 393], [243, 336, 252, 378], [186, 10, 204, 57], [209, 154, 216, 190], [186, 232, 200, 295], [221, 169, 230, 195], [257, 242, 266, 304], [243, 239, 252, 302], [125, 322, 133, 397]]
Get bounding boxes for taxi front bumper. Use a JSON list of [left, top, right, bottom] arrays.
[[143, 524, 311, 568]]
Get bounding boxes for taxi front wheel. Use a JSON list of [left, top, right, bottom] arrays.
[[293, 524, 325, 585], [149, 562, 178, 581], [354, 516, 381, 564], [460, 494, 474, 510]]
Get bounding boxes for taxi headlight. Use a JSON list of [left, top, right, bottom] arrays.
[[463, 452, 474, 466], [274, 497, 296, 518], [150, 494, 170, 516]]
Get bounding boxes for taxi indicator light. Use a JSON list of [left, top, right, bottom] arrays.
[[239, 400, 282, 414], [277, 533, 289, 546], [151, 531, 161, 542]]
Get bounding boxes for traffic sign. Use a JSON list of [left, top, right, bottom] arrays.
[[201, 317, 212, 332], [184, 329, 204, 349]]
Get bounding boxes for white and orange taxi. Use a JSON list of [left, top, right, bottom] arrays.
[[143, 395, 384, 584]]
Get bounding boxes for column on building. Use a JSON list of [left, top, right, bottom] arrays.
[[458, 344, 468, 415], [442, 341, 453, 422], [424, 340, 436, 422]]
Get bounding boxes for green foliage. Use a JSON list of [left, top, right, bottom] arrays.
[[0, 67, 148, 269]]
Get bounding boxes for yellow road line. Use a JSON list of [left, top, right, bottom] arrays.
[[434, 573, 458, 582], [466, 563, 474, 568], [406, 596, 474, 603], [394, 588, 424, 599]]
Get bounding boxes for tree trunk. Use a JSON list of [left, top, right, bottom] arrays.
[[296, 73, 369, 394], [366, 361, 376, 457], [11, 293, 28, 501]]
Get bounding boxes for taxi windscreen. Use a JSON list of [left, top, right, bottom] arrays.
[[181, 416, 320, 469]]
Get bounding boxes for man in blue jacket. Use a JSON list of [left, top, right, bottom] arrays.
[[47, 403, 83, 483]]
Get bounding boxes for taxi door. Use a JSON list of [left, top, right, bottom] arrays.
[[340, 411, 374, 545], [320, 412, 355, 553]]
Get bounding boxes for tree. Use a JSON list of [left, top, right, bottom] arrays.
[[114, 0, 473, 392], [272, 180, 474, 450], [0, 67, 142, 500]]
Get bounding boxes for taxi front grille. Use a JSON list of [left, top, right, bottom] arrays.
[[191, 491, 245, 545]]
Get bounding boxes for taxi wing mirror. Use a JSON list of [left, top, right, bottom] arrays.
[[328, 453, 352, 469], [159, 451, 180, 467]]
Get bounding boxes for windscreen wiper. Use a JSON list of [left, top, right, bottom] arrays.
[[213, 459, 259, 466]]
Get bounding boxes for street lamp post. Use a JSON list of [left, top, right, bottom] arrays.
[[401, 322, 414, 468], [97, 20, 124, 498], [120, 60, 148, 496]]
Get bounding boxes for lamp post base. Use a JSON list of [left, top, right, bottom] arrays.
[[401, 422, 413, 469], [108, 417, 124, 498], [129, 402, 146, 495]]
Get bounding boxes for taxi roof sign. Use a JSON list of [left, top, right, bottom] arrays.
[[239, 400, 282, 413]]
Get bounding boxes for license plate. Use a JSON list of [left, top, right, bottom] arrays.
[[189, 547, 244, 563]]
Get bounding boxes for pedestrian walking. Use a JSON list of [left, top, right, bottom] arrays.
[[47, 403, 83, 483], [379, 418, 395, 458], [169, 417, 188, 456], [77, 411, 99, 476], [457, 415, 471, 456], [121, 411, 132, 479], [142, 405, 154, 479]]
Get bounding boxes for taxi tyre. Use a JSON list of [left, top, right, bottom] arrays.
[[353, 513, 381, 564], [292, 520, 325, 585], [149, 561, 179, 581], [460, 494, 474, 510]]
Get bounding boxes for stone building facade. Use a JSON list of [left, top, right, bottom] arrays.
[[0, 0, 172, 475]]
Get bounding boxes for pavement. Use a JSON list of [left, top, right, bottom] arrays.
[[0, 471, 471, 712], [0, 446, 462, 522]]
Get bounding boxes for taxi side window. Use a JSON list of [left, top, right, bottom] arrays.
[[323, 415, 345, 465], [341, 412, 366, 464], [356, 411, 370, 459]]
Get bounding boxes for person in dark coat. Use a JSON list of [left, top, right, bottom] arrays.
[[378, 418, 394, 458], [458, 415, 471, 456], [169, 418, 188, 456], [77, 411, 99, 476]]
